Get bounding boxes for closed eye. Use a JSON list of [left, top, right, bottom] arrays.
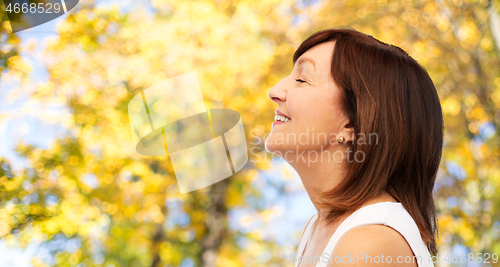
[[296, 79, 306, 83]]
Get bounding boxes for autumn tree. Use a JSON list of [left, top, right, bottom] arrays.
[[2, 0, 500, 266], [2, 0, 301, 266]]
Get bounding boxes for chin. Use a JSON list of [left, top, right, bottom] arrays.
[[264, 136, 279, 153], [265, 135, 289, 154]]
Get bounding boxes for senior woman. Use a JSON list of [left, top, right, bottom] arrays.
[[265, 28, 442, 267]]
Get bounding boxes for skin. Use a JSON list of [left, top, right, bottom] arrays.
[[266, 41, 417, 266]]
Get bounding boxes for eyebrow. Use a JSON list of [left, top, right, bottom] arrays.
[[296, 57, 316, 71]]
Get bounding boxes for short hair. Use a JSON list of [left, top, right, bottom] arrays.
[[293, 28, 443, 254]]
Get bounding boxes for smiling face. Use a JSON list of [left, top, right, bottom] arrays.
[[265, 41, 353, 159]]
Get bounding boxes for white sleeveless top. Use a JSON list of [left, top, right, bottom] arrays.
[[294, 202, 434, 267]]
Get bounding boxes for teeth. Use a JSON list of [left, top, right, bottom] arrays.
[[274, 114, 290, 122]]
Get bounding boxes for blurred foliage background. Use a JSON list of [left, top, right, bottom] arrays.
[[1, 0, 500, 266]]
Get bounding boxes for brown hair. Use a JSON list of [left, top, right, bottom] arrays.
[[293, 28, 443, 254]]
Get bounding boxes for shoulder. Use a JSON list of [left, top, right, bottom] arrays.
[[327, 224, 418, 266]]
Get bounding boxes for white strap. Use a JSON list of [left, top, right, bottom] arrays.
[[295, 214, 319, 267], [319, 203, 389, 265], [316, 202, 433, 267]]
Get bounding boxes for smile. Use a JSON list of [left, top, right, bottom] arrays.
[[274, 114, 291, 122]]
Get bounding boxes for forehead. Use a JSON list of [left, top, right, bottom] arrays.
[[296, 41, 335, 72]]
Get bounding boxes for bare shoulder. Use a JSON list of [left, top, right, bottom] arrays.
[[327, 224, 418, 266]]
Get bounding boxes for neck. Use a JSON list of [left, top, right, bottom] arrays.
[[283, 146, 351, 216], [283, 146, 398, 218]]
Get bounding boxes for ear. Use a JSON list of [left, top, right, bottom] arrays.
[[340, 118, 355, 143]]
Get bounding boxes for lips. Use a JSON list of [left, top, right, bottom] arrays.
[[275, 110, 291, 120], [274, 114, 290, 122]]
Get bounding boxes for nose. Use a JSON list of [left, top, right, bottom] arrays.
[[268, 78, 287, 104]]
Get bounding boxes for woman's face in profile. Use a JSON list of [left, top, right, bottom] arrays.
[[266, 41, 351, 158]]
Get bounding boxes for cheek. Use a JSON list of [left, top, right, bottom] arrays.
[[288, 92, 319, 119], [291, 94, 337, 125], [305, 103, 343, 145]]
